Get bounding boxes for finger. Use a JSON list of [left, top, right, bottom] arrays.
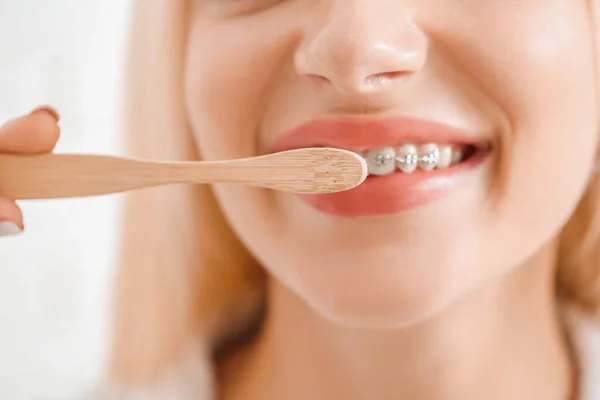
[[0, 106, 61, 154], [0, 197, 23, 236]]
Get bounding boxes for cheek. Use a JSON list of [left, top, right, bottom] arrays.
[[446, 2, 597, 123], [183, 18, 297, 160], [182, 16, 305, 279], [451, 5, 599, 238], [509, 40, 598, 234]]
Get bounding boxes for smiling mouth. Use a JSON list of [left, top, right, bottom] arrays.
[[272, 116, 492, 216]]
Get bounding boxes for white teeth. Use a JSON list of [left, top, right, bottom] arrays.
[[451, 149, 463, 165], [395, 144, 418, 174], [437, 145, 453, 169], [361, 144, 465, 176], [418, 143, 440, 171], [365, 146, 396, 176]]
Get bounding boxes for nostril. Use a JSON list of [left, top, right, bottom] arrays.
[[306, 71, 408, 93], [306, 74, 333, 88], [309, 74, 330, 83], [363, 71, 407, 88]]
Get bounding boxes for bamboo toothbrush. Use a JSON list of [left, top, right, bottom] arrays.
[[0, 148, 367, 200]]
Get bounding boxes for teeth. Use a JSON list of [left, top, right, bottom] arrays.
[[437, 145, 453, 169], [451, 149, 463, 165], [364, 146, 396, 176], [418, 143, 440, 171], [361, 143, 465, 176], [395, 144, 418, 173]]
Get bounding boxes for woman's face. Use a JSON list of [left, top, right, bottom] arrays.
[[185, 0, 599, 327]]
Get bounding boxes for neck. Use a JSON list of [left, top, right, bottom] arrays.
[[221, 242, 575, 400]]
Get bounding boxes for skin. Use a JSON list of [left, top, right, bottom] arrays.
[[0, 107, 60, 231], [186, 0, 598, 326], [1, 0, 598, 399], [184, 0, 598, 399]]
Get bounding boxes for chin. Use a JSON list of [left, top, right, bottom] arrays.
[[301, 284, 454, 330], [279, 244, 471, 329]]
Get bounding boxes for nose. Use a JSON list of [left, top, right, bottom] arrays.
[[295, 1, 427, 95]]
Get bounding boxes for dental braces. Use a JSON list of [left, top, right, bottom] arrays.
[[371, 148, 440, 167]]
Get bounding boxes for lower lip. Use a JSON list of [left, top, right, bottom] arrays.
[[299, 151, 488, 217]]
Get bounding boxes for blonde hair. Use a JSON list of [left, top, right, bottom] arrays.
[[106, 0, 600, 386]]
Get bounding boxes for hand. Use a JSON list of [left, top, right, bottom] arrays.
[[0, 106, 61, 237]]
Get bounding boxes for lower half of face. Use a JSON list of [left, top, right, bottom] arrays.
[[185, 0, 599, 328]]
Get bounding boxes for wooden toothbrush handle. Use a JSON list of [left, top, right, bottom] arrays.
[[0, 148, 368, 200], [0, 153, 173, 200]]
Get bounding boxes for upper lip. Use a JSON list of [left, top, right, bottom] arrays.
[[273, 116, 488, 152]]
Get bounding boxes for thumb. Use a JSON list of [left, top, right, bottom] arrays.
[[0, 106, 60, 154]]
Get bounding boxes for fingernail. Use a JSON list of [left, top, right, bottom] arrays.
[[0, 221, 23, 237], [30, 106, 60, 122]]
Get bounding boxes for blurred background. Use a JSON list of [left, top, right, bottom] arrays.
[[0, 1, 132, 398]]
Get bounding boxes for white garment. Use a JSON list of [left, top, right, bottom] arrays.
[[566, 310, 600, 400], [88, 310, 600, 400]]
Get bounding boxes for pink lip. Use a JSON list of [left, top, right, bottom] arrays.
[[272, 116, 491, 217], [273, 116, 488, 152]]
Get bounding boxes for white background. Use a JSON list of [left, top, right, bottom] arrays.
[[0, 1, 132, 398]]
